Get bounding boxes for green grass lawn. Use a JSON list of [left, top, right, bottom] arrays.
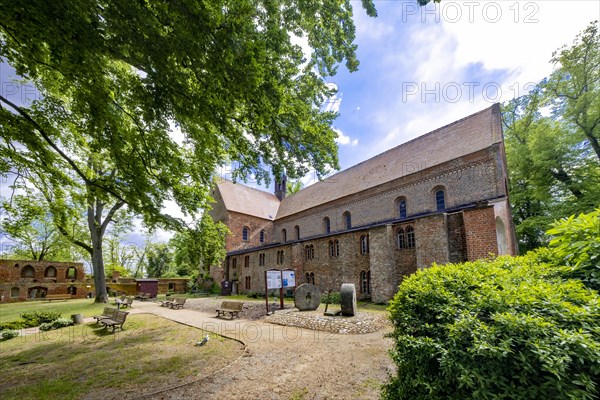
[[0, 314, 244, 399], [1, 298, 115, 323]]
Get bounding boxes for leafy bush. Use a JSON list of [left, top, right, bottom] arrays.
[[209, 282, 221, 295], [547, 208, 600, 291], [39, 322, 54, 331], [39, 318, 74, 331], [20, 311, 62, 327], [383, 255, 600, 400], [0, 320, 25, 331], [1, 330, 19, 340], [321, 291, 341, 305]]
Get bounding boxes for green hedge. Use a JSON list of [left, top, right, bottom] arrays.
[[383, 254, 600, 400]]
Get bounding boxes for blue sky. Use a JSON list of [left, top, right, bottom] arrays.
[[1, 1, 599, 246], [317, 1, 599, 181]]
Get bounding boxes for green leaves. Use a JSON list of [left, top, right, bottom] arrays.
[[502, 22, 600, 252], [548, 208, 600, 291], [384, 254, 600, 400]]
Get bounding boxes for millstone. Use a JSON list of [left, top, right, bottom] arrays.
[[340, 283, 357, 316], [294, 283, 321, 311]]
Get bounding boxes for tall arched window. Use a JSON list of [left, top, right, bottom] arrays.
[[407, 226, 415, 248], [343, 211, 351, 230], [305, 244, 315, 260], [259, 253, 265, 266], [242, 226, 249, 241], [397, 228, 406, 249], [398, 198, 407, 219], [329, 240, 340, 257], [281, 229, 287, 242], [277, 250, 285, 264], [435, 189, 445, 211], [21, 265, 35, 278], [66, 267, 77, 280], [10, 287, 19, 298], [360, 270, 371, 294], [360, 234, 369, 254], [44, 266, 57, 277], [294, 225, 300, 240], [259, 230, 265, 243], [323, 217, 331, 234]]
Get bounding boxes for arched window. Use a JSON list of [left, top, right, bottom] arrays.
[[66, 267, 77, 280], [329, 240, 340, 257], [397, 198, 407, 219], [245, 276, 251, 290], [67, 286, 77, 295], [242, 226, 249, 241], [407, 226, 415, 248], [294, 225, 300, 240], [168, 282, 175, 291], [10, 287, 19, 298], [435, 189, 445, 211], [277, 250, 285, 265], [360, 270, 371, 294], [244, 255, 250, 268], [305, 244, 315, 260], [259, 253, 265, 266], [343, 211, 352, 229], [21, 265, 35, 278], [281, 229, 287, 243], [44, 266, 57, 278], [360, 234, 369, 254], [397, 228, 406, 249], [323, 217, 331, 234], [259, 230, 265, 243], [306, 272, 315, 284], [28, 286, 47, 299]]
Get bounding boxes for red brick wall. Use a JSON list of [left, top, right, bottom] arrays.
[[463, 207, 498, 260], [0, 260, 86, 302]]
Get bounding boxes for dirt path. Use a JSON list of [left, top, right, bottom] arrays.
[[131, 300, 393, 400]]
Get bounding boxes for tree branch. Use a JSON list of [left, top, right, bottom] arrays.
[[100, 200, 126, 237]]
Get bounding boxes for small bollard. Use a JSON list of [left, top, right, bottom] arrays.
[[71, 314, 83, 325]]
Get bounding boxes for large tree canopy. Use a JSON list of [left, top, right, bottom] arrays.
[[502, 21, 600, 252], [0, 0, 376, 301]]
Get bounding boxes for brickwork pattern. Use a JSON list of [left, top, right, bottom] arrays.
[[275, 153, 500, 242], [0, 260, 86, 302], [463, 206, 499, 260], [415, 214, 450, 269]]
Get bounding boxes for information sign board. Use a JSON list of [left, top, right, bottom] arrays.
[[266, 270, 282, 289]]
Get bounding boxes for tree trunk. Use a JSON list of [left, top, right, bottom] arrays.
[[91, 232, 109, 303], [88, 194, 109, 303]]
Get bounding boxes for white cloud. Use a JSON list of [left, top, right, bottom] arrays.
[[334, 128, 358, 146], [342, 1, 598, 164]]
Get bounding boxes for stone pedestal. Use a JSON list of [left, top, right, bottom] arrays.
[[340, 284, 357, 316]]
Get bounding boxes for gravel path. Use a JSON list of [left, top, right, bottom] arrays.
[[131, 299, 393, 400]]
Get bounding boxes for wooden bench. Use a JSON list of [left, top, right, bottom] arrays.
[[135, 292, 151, 301], [170, 297, 186, 309], [216, 301, 243, 319], [45, 294, 71, 302], [100, 310, 129, 333], [93, 307, 118, 323], [116, 297, 133, 309]]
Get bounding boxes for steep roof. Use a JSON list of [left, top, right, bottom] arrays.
[[276, 104, 503, 219], [215, 179, 280, 221]]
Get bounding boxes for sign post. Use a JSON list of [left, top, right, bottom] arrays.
[[265, 269, 282, 314], [265, 269, 296, 314]]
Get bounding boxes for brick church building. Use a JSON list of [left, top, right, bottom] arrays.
[[208, 104, 517, 303]]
